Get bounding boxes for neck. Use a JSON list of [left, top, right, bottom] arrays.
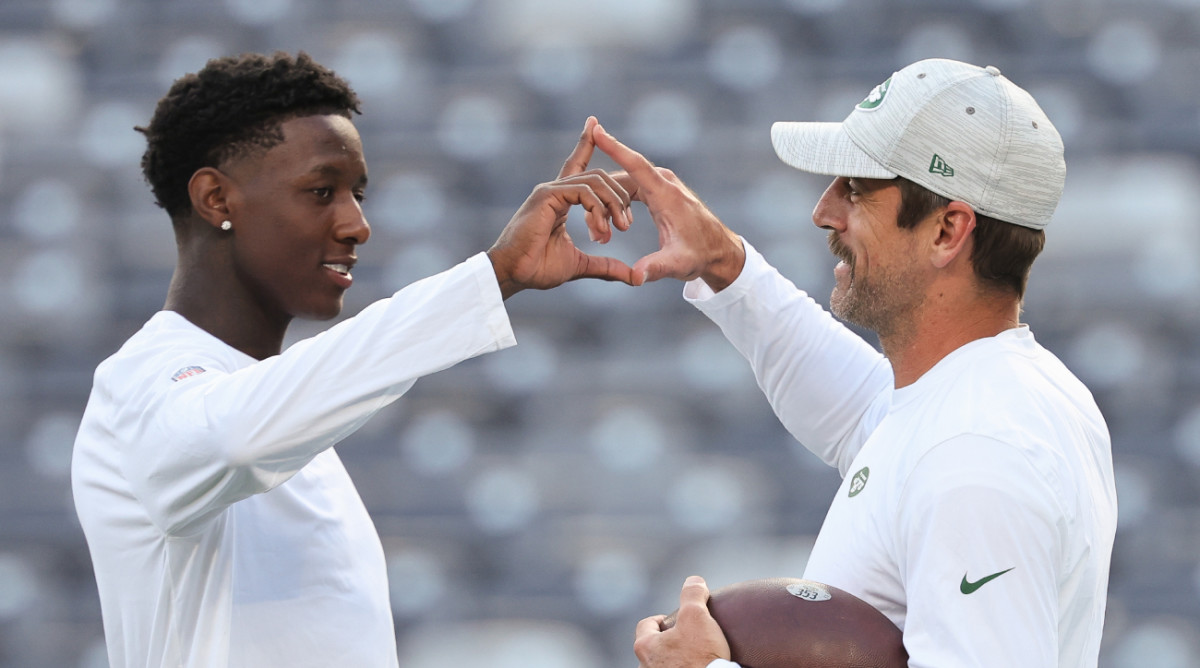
[[164, 237, 290, 360], [880, 288, 1021, 389]]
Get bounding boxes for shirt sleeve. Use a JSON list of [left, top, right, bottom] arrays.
[[897, 434, 1062, 667], [683, 239, 894, 475], [121, 253, 517, 536]]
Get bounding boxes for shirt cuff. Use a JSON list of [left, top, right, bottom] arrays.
[[706, 660, 740, 668], [465, 251, 517, 349]]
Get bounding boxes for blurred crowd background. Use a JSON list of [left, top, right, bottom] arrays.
[[2, 0, 1199, 666]]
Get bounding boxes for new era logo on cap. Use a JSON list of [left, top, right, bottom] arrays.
[[769, 59, 1065, 230], [929, 154, 954, 177]]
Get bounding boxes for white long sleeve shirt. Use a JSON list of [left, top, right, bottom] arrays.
[[72, 253, 516, 668], [689, 241, 1116, 668]]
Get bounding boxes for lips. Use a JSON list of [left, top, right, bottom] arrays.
[[322, 259, 356, 288]]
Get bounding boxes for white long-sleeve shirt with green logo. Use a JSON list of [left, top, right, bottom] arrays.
[[688, 240, 1116, 668]]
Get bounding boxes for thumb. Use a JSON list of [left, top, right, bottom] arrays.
[[679, 575, 711, 607], [631, 248, 682, 286]]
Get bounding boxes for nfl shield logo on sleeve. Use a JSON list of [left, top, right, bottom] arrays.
[[170, 366, 207, 382]]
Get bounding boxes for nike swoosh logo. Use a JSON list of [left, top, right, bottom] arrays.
[[960, 567, 1014, 594]]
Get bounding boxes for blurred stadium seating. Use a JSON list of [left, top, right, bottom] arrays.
[[1, 0, 1199, 665]]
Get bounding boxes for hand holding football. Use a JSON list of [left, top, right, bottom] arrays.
[[662, 577, 907, 668]]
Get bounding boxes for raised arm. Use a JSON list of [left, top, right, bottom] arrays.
[[593, 122, 891, 471]]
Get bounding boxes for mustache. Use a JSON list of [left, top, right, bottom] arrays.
[[827, 232, 854, 265]]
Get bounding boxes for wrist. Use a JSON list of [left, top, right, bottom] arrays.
[[486, 248, 519, 300], [699, 234, 746, 293]]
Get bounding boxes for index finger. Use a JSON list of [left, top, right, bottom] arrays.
[[557, 116, 599, 179], [635, 614, 668, 641], [593, 122, 671, 197]]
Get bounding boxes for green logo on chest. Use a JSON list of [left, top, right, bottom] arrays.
[[848, 467, 870, 497]]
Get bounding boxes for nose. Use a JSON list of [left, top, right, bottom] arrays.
[[812, 178, 846, 233], [335, 200, 371, 246]]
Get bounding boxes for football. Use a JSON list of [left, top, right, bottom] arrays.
[[662, 577, 907, 668]]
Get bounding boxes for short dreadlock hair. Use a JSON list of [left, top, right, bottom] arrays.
[[138, 51, 361, 221]]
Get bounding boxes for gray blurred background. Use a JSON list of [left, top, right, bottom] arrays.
[[1, 0, 1198, 666]]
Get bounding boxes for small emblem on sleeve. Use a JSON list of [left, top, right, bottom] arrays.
[[170, 366, 207, 382], [848, 467, 870, 497]]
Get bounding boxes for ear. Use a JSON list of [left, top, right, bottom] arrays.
[[187, 167, 235, 230], [929, 201, 976, 269]]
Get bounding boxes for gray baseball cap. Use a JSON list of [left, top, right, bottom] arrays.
[[770, 58, 1065, 230]]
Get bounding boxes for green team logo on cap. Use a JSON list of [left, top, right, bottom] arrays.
[[848, 467, 870, 497], [857, 77, 891, 110], [929, 154, 955, 177]]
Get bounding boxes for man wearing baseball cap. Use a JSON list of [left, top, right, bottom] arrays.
[[593, 59, 1117, 667]]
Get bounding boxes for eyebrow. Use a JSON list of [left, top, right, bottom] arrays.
[[307, 163, 368, 188], [848, 177, 885, 193]]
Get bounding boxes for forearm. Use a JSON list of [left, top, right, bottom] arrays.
[[686, 240, 892, 473], [128, 253, 516, 533]]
